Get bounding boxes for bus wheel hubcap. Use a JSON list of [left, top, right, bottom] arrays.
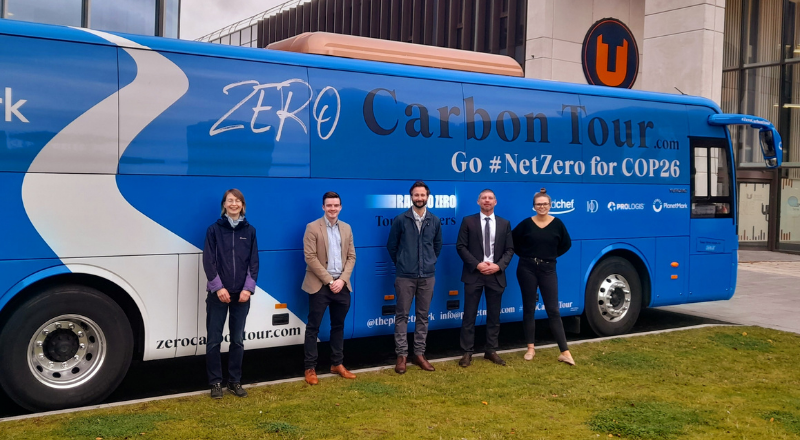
[[27, 314, 107, 389], [596, 274, 631, 322]]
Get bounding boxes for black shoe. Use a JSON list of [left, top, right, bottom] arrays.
[[458, 353, 472, 367], [210, 383, 223, 399], [484, 352, 507, 366], [227, 382, 248, 397]]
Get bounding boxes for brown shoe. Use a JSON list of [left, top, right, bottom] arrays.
[[395, 356, 407, 374], [410, 354, 435, 371], [304, 368, 319, 385], [330, 364, 356, 379], [484, 352, 506, 366], [458, 353, 472, 367]]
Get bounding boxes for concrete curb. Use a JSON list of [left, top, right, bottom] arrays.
[[0, 323, 738, 423]]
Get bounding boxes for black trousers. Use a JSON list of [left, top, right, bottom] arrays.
[[460, 274, 504, 354], [206, 291, 250, 385], [304, 284, 351, 370], [516, 258, 569, 352]]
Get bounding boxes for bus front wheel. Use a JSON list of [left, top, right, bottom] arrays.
[[0, 284, 133, 411], [584, 257, 642, 336]]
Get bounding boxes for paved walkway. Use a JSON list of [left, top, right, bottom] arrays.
[[661, 251, 800, 334]]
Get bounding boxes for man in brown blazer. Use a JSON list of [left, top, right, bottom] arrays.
[[301, 191, 356, 385]]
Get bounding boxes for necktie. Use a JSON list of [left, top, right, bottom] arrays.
[[484, 217, 491, 259]]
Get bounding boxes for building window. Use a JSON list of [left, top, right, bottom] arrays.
[[740, 65, 781, 164], [5, 0, 82, 27], [91, 0, 157, 36], [741, 0, 783, 64], [163, 0, 179, 38], [723, 0, 786, 166]]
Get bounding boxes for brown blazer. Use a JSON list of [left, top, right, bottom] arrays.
[[301, 217, 356, 294]]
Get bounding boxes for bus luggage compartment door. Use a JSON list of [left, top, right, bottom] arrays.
[[352, 245, 463, 338], [650, 237, 689, 307]]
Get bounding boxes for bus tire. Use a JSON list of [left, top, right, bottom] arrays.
[[584, 257, 642, 336], [0, 284, 133, 411]]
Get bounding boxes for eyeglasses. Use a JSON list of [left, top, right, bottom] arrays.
[[534, 203, 550, 207], [225, 199, 242, 205]]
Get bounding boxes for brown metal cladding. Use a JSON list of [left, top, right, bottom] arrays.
[[288, 7, 297, 37], [380, 0, 391, 39], [447, 0, 458, 48], [352, 0, 361, 36], [400, 0, 411, 42], [270, 14, 279, 43], [257, 20, 266, 48], [435, 0, 446, 47], [334, 0, 344, 33], [461, 0, 473, 50], [423, 0, 434, 45], [474, 0, 486, 52], [411, 0, 422, 44], [360, 0, 371, 37], [326, 0, 335, 32], [317, 0, 328, 32], [389, 0, 401, 40], [489, 0, 501, 53], [310, 0, 318, 32], [506, 0, 517, 54], [343, 0, 352, 34], [370, 0, 381, 38]]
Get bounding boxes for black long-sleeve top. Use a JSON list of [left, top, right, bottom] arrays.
[[511, 217, 571, 261]]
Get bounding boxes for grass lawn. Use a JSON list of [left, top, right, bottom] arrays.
[[2, 326, 800, 440]]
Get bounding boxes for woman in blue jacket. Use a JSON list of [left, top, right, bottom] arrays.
[[203, 189, 259, 399]]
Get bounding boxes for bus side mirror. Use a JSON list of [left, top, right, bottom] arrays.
[[759, 128, 781, 168]]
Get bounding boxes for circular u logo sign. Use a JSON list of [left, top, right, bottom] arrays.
[[582, 18, 639, 88]]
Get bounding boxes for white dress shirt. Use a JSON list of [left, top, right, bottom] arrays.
[[481, 212, 496, 263]]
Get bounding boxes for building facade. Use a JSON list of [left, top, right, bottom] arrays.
[[0, 0, 180, 38]]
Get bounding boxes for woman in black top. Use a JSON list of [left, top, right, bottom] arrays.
[[512, 188, 574, 365]]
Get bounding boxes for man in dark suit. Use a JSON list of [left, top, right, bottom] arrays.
[[455, 189, 514, 367]]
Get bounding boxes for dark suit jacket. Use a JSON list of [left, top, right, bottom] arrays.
[[456, 213, 514, 287]]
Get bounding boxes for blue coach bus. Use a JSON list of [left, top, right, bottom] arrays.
[[0, 21, 781, 411]]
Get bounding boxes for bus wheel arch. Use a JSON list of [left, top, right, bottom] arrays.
[[0, 273, 143, 411], [583, 249, 652, 336]]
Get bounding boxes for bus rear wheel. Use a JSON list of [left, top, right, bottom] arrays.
[[584, 257, 642, 336], [0, 284, 133, 411]]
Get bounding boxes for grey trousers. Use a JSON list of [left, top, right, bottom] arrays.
[[394, 276, 435, 356]]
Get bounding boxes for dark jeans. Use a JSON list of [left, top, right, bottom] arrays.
[[206, 291, 251, 385], [460, 274, 504, 354], [304, 285, 351, 370], [394, 276, 435, 356], [517, 258, 569, 352]]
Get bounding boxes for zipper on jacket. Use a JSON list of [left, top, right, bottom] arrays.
[[232, 228, 236, 284]]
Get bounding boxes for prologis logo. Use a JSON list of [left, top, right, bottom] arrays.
[[608, 201, 644, 211]]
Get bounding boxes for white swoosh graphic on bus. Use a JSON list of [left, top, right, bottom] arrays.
[[23, 30, 196, 256], [21, 30, 306, 356]]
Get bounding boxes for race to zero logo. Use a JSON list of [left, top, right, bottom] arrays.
[[582, 18, 639, 89]]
